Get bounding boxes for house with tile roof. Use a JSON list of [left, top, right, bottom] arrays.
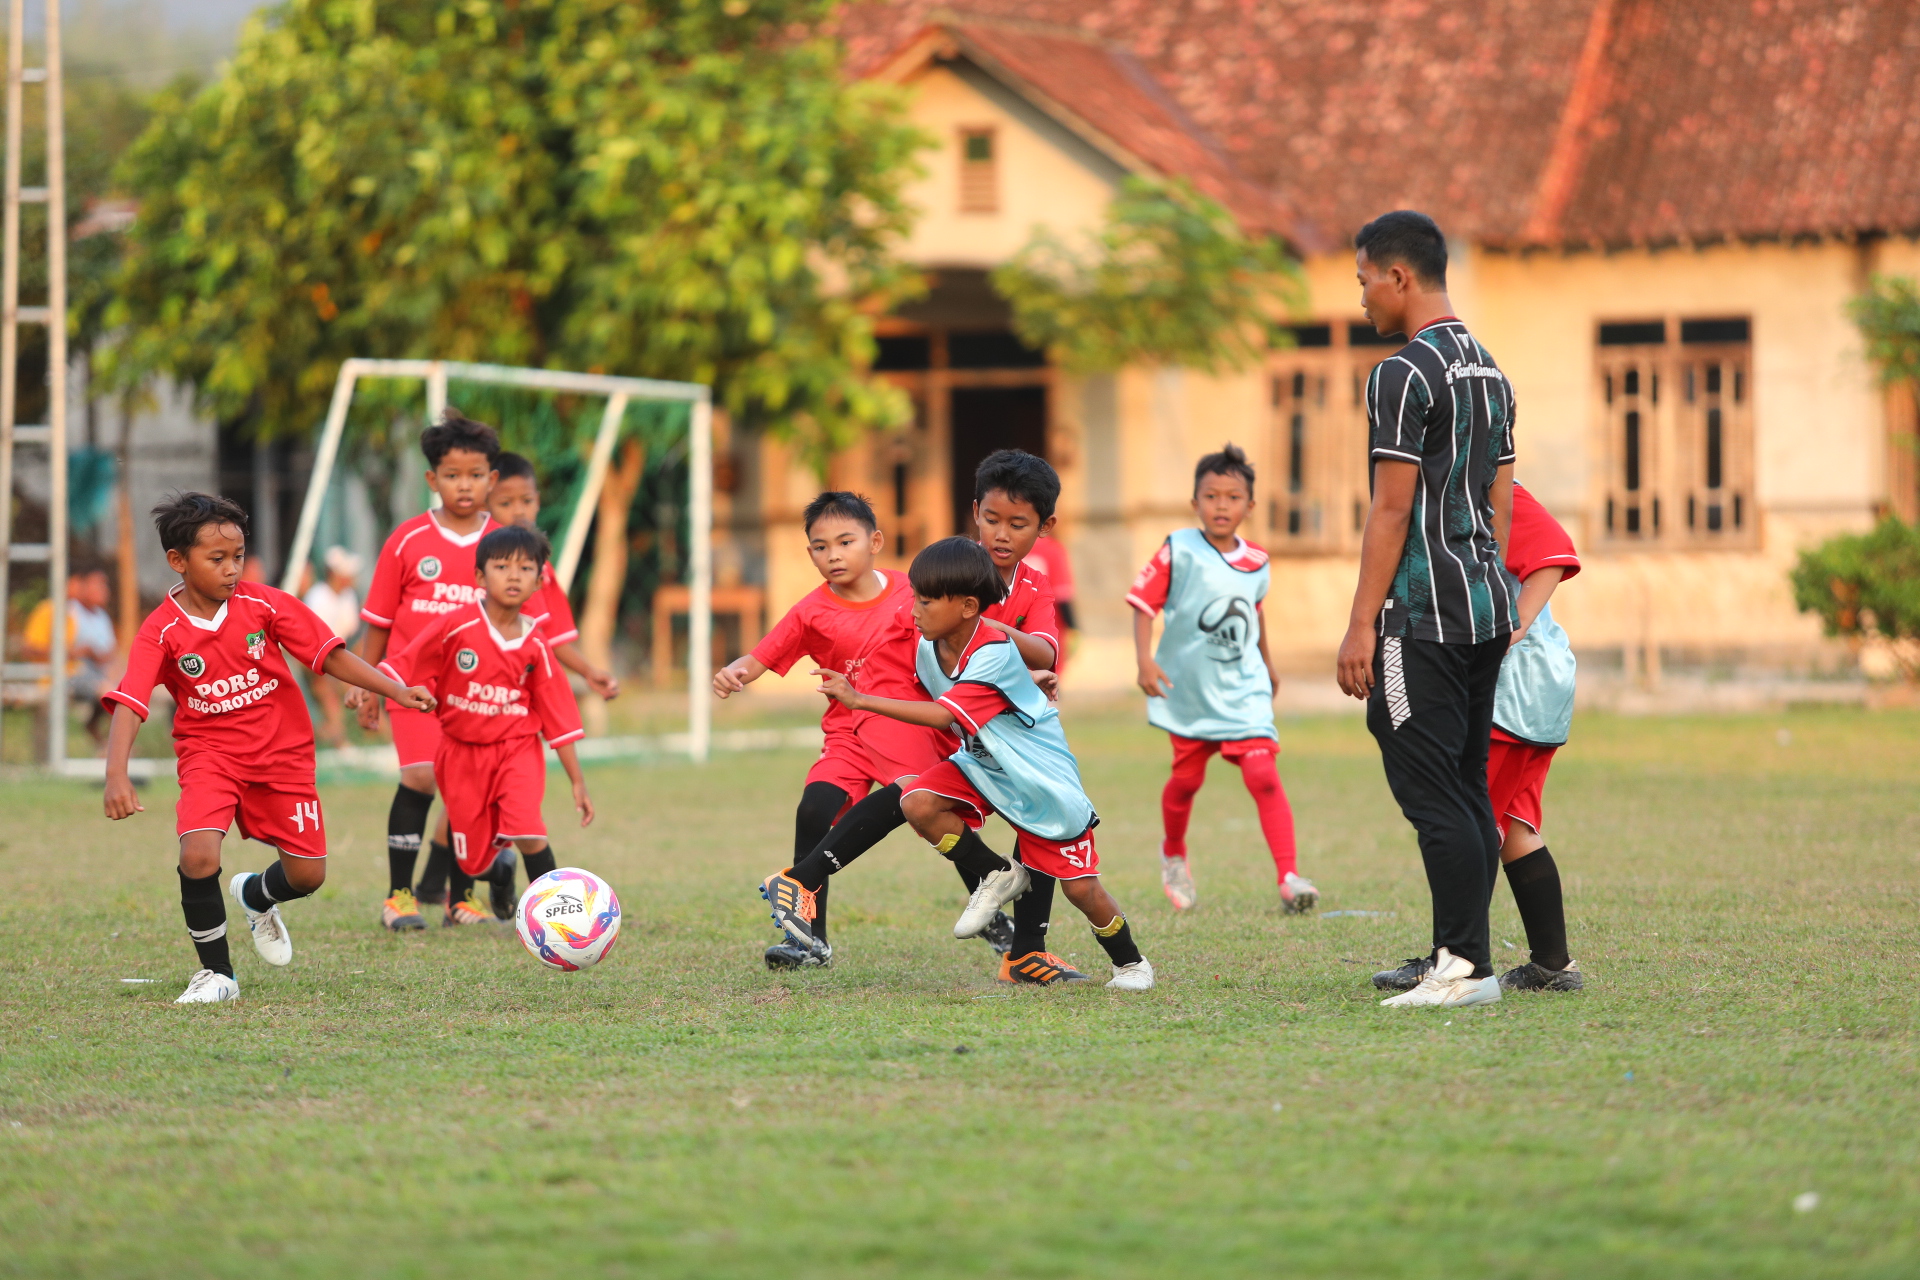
[[734, 0, 1920, 692]]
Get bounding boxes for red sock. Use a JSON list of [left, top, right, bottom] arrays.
[[1237, 748, 1297, 880], [1160, 741, 1212, 859]]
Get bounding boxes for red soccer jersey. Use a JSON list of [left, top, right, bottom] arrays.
[[105, 584, 345, 785], [752, 570, 912, 733], [360, 510, 499, 657], [380, 604, 584, 748], [1022, 536, 1075, 605], [1126, 534, 1269, 615], [1507, 484, 1582, 583], [984, 560, 1061, 670], [525, 562, 579, 647]]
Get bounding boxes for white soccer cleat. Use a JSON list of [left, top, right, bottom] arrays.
[[953, 860, 1031, 938], [174, 969, 240, 1004], [230, 872, 294, 967], [1106, 958, 1156, 991], [1280, 871, 1319, 914], [1160, 848, 1196, 911], [1379, 947, 1501, 1008]]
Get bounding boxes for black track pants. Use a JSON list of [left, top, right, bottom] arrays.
[[1366, 634, 1508, 976]]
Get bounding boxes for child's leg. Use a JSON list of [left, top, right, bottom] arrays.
[[898, 790, 1011, 878], [1009, 870, 1056, 958], [1160, 737, 1215, 859], [1234, 746, 1298, 880], [514, 837, 557, 885], [1059, 875, 1143, 968], [177, 830, 233, 977], [387, 772, 435, 898], [416, 809, 455, 907], [794, 782, 850, 943], [792, 783, 904, 890]]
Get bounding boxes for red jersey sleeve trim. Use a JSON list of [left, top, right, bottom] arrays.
[[305, 634, 345, 675], [545, 727, 585, 749], [377, 661, 403, 683], [937, 694, 983, 737], [360, 607, 394, 626], [102, 689, 149, 720], [545, 626, 580, 647], [1125, 592, 1158, 616]]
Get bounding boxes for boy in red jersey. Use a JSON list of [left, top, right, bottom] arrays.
[[712, 491, 934, 968], [102, 493, 435, 1004], [380, 524, 593, 921], [346, 411, 500, 931]]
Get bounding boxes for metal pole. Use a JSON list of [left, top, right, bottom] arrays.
[[424, 361, 445, 509], [45, 0, 66, 768], [555, 391, 626, 593], [0, 0, 23, 762], [687, 394, 712, 763], [279, 362, 361, 593]]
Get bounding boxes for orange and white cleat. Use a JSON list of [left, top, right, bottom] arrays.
[[1160, 846, 1196, 911], [382, 888, 426, 932], [444, 890, 492, 927], [998, 950, 1093, 986], [759, 869, 818, 951]]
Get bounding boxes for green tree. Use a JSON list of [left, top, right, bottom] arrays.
[[1790, 516, 1920, 680], [992, 177, 1300, 374], [101, 0, 926, 469], [1850, 274, 1920, 388]]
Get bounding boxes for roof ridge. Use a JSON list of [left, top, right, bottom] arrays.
[[1519, 0, 1619, 246], [920, 8, 1109, 46]]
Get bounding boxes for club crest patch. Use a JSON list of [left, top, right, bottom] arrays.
[[177, 653, 205, 678], [418, 555, 442, 581], [245, 630, 267, 660], [456, 648, 479, 673]]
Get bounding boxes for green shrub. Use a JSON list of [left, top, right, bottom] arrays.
[[1790, 516, 1920, 677]]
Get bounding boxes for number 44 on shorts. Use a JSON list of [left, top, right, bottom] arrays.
[[289, 800, 319, 833]]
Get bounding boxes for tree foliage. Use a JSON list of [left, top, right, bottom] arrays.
[[1850, 274, 1920, 388], [1790, 515, 1920, 679], [102, 0, 927, 466], [992, 177, 1299, 374]]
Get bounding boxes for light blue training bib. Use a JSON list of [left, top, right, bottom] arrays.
[[1492, 600, 1577, 747], [916, 630, 1097, 841], [1147, 528, 1277, 742]]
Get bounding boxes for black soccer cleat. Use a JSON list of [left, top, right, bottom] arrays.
[[485, 849, 519, 921], [1498, 959, 1583, 992], [1372, 956, 1434, 992], [763, 938, 833, 970], [760, 869, 818, 950], [979, 910, 1015, 956], [998, 950, 1093, 986]]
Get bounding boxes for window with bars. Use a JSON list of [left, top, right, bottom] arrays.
[[1597, 317, 1754, 548], [958, 128, 997, 213], [1265, 323, 1390, 554]]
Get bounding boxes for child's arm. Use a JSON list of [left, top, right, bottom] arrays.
[[713, 654, 769, 699], [344, 625, 389, 711], [554, 742, 595, 827], [812, 668, 958, 730], [1255, 600, 1280, 696], [102, 706, 145, 820], [325, 647, 435, 712], [554, 641, 620, 700], [979, 618, 1056, 670], [1133, 609, 1171, 697], [1509, 567, 1566, 648]]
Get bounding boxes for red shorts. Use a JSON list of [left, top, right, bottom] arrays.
[[904, 759, 1101, 880], [1487, 736, 1557, 840], [438, 736, 549, 875], [856, 717, 953, 785], [388, 703, 442, 770], [1170, 733, 1280, 769], [176, 759, 327, 860]]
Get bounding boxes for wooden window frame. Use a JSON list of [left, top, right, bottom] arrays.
[[1265, 323, 1393, 556], [958, 127, 997, 214]]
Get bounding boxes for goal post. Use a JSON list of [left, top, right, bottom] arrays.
[[281, 358, 715, 762]]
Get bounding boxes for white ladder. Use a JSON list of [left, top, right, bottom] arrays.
[[0, 0, 66, 767]]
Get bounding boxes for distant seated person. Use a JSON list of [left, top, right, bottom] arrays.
[[22, 567, 117, 747], [301, 546, 364, 748]]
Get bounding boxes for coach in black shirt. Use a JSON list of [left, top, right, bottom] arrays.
[[1336, 210, 1522, 1009]]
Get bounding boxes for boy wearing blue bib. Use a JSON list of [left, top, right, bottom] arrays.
[[1130, 444, 1319, 914]]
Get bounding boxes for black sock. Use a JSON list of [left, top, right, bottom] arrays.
[[940, 829, 1010, 879], [792, 782, 850, 944], [417, 840, 453, 905], [1090, 912, 1143, 968], [522, 847, 557, 883], [386, 785, 433, 894], [178, 868, 232, 977], [1010, 870, 1055, 958], [792, 784, 905, 890], [1504, 846, 1570, 972], [240, 861, 315, 913], [448, 864, 475, 910], [956, 863, 982, 894]]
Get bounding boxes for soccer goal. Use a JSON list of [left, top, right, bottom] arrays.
[[282, 359, 717, 761]]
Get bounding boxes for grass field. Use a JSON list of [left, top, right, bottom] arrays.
[[2, 704, 1916, 1278]]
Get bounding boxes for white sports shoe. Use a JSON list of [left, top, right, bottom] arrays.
[[1107, 958, 1155, 991], [175, 969, 240, 1004], [1379, 947, 1501, 1008], [1280, 871, 1319, 914], [1160, 848, 1196, 911], [953, 860, 1031, 938], [230, 872, 294, 967]]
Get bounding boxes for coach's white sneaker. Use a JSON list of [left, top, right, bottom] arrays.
[[954, 860, 1031, 938], [174, 969, 239, 1004], [1379, 947, 1501, 1008], [1160, 847, 1196, 911], [1106, 959, 1155, 991], [230, 872, 294, 967]]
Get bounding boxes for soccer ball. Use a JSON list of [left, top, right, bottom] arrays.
[[515, 867, 622, 971]]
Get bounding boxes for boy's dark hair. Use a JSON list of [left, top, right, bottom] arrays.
[[494, 451, 537, 484], [152, 491, 249, 555], [1194, 442, 1256, 497], [974, 448, 1059, 521], [1354, 210, 1448, 289], [476, 524, 550, 571], [908, 536, 1006, 608], [803, 490, 878, 535], [420, 408, 502, 469]]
